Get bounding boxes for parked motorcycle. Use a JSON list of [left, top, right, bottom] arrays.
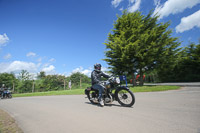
[[85, 76, 135, 107]]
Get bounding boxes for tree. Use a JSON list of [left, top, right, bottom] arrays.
[[69, 72, 90, 88], [37, 71, 46, 79], [0, 73, 17, 90], [173, 42, 200, 82], [18, 70, 31, 81], [17, 80, 32, 93], [42, 75, 64, 91], [104, 10, 180, 85]]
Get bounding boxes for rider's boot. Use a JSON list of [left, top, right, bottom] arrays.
[[99, 99, 104, 107]]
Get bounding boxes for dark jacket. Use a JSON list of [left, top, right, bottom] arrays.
[[91, 70, 110, 85]]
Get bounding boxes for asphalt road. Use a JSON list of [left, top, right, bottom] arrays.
[[0, 87, 200, 133]]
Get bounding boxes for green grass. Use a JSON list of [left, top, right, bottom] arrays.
[[0, 109, 23, 133], [129, 85, 180, 92], [13, 89, 85, 97], [13, 85, 180, 98]]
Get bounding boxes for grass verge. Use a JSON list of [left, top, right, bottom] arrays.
[[130, 85, 180, 92], [13, 85, 180, 98], [0, 109, 23, 133], [13, 89, 85, 97]]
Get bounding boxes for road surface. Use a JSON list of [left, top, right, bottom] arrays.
[[0, 87, 200, 133]]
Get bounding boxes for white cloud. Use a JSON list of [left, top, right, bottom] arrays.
[[49, 58, 55, 62], [27, 52, 36, 57], [0, 61, 38, 73], [0, 59, 57, 77], [111, 0, 123, 8], [153, 0, 161, 6], [3, 53, 12, 60], [42, 65, 55, 74], [101, 66, 109, 72], [70, 66, 109, 77], [119, 7, 124, 11], [71, 67, 82, 73], [82, 69, 91, 76], [154, 0, 200, 19], [0, 33, 9, 47], [128, 0, 141, 12], [176, 10, 200, 33], [43, 63, 50, 68], [70, 66, 92, 77]]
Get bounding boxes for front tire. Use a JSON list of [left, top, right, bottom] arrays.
[[115, 88, 135, 107]]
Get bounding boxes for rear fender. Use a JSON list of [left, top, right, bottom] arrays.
[[85, 87, 97, 95], [85, 87, 91, 95]]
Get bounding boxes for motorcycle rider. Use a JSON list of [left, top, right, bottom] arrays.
[[3, 87, 8, 98], [91, 63, 110, 107]]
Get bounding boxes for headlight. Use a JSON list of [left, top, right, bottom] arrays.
[[116, 77, 120, 84]]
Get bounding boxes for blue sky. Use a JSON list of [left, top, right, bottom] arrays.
[[0, 0, 200, 78]]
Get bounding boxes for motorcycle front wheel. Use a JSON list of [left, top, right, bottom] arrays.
[[115, 88, 135, 107]]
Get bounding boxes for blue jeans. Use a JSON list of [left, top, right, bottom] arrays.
[[92, 84, 105, 100]]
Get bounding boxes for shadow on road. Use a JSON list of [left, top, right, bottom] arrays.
[[85, 102, 133, 108]]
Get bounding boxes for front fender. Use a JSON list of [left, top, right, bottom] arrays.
[[116, 86, 130, 91]]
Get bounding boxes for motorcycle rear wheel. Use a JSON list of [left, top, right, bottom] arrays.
[[86, 90, 98, 104], [115, 88, 135, 107]]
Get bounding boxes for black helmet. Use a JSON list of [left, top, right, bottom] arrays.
[[94, 63, 101, 71]]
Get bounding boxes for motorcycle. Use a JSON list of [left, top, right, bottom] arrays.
[[85, 76, 135, 107], [1, 89, 12, 99], [0, 90, 3, 99]]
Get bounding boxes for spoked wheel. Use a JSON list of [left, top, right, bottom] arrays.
[[116, 88, 135, 107], [86, 90, 99, 104]]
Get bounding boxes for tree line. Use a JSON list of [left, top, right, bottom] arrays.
[[0, 71, 91, 93]]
